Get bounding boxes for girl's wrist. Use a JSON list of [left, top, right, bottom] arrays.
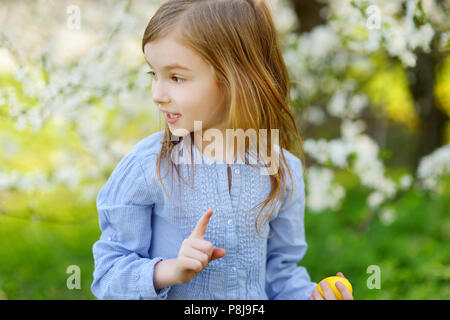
[[153, 258, 179, 290]]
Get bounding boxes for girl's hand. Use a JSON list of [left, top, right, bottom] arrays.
[[309, 272, 354, 300], [172, 209, 227, 285]]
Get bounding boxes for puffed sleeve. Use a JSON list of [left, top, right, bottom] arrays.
[[90, 150, 172, 300], [265, 157, 317, 300]]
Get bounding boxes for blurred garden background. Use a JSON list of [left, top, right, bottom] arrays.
[[0, 0, 448, 299]]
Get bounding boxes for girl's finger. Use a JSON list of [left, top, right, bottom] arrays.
[[190, 209, 213, 239], [183, 246, 209, 269], [336, 281, 354, 300], [311, 288, 324, 300], [187, 238, 213, 256], [210, 247, 226, 261], [320, 281, 337, 300], [179, 255, 203, 273], [336, 272, 345, 278]]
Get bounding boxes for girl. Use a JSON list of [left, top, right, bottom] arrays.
[[91, 0, 353, 300]]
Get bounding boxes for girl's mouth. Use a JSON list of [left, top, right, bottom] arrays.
[[164, 112, 182, 124]]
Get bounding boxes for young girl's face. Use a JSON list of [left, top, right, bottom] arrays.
[[144, 33, 229, 137]]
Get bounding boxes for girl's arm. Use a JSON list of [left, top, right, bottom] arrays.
[[265, 157, 318, 300], [153, 258, 178, 290], [91, 150, 172, 300]]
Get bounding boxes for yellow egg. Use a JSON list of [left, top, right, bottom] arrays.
[[316, 276, 353, 300]]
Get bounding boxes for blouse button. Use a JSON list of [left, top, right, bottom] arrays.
[[107, 236, 112, 241], [231, 266, 236, 272], [227, 219, 233, 226], [234, 168, 240, 174]]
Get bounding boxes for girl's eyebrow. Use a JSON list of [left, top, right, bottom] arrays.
[[148, 61, 192, 72]]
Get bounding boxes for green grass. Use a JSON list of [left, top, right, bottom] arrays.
[[301, 176, 450, 300], [0, 176, 449, 299], [0, 203, 100, 300]]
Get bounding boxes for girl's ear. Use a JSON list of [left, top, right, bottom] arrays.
[[215, 74, 225, 90]]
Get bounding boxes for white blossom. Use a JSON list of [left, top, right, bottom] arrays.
[[399, 174, 413, 190], [417, 144, 450, 192], [272, 0, 298, 33], [368, 191, 385, 209], [328, 139, 352, 168], [408, 24, 435, 52], [304, 106, 326, 125], [300, 25, 340, 65], [53, 167, 81, 190], [380, 207, 396, 226], [327, 91, 347, 118], [306, 166, 345, 212], [341, 120, 366, 141]]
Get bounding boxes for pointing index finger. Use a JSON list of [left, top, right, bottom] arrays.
[[190, 208, 213, 239]]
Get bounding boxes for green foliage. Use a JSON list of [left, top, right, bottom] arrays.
[[301, 174, 450, 300], [0, 212, 99, 299], [0, 175, 448, 299]]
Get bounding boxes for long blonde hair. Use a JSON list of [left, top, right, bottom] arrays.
[[142, 0, 305, 239]]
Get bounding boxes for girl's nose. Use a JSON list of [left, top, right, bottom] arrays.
[[152, 80, 170, 105]]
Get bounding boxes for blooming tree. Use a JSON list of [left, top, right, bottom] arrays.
[[0, 0, 448, 227], [0, 0, 162, 220], [279, 0, 449, 227]]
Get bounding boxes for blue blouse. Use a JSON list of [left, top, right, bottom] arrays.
[[91, 130, 317, 299]]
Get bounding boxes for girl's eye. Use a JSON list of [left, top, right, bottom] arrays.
[[171, 76, 185, 84], [147, 71, 184, 84]]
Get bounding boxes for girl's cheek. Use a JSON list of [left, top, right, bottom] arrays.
[[179, 103, 203, 118]]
